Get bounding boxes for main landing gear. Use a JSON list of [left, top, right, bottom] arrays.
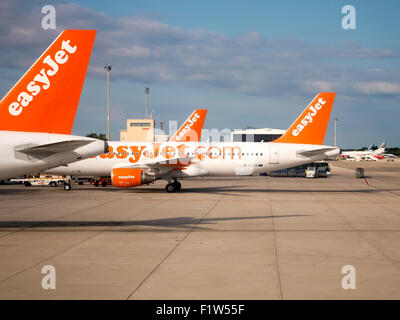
[[165, 180, 181, 193]]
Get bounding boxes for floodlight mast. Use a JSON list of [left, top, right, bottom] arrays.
[[145, 87, 149, 118], [104, 65, 112, 141], [334, 118, 338, 147]]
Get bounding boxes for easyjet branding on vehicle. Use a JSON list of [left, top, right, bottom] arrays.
[[175, 112, 201, 141], [118, 175, 136, 179], [8, 39, 78, 116], [292, 97, 326, 137], [97, 144, 242, 163]]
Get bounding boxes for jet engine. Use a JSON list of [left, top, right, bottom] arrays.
[[111, 168, 156, 188]]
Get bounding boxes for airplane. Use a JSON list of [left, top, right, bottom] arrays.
[[85, 108, 208, 187], [342, 142, 386, 161], [382, 153, 397, 161], [48, 92, 339, 192], [0, 29, 108, 189], [48, 108, 207, 184], [341, 143, 375, 158]]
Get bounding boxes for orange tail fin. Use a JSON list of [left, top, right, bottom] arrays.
[[0, 29, 96, 134], [169, 109, 207, 142], [273, 92, 335, 145]]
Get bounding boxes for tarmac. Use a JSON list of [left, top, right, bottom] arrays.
[[0, 159, 399, 299]]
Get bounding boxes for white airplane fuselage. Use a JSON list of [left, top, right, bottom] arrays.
[[342, 146, 385, 158], [48, 141, 339, 178], [0, 131, 107, 180]]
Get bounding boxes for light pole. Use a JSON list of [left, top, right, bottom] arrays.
[[334, 118, 338, 147], [145, 87, 149, 118], [104, 65, 112, 141]]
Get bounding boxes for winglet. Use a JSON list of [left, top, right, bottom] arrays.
[[169, 109, 207, 142], [272, 93, 335, 145], [0, 29, 96, 134]]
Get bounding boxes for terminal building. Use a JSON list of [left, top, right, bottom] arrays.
[[231, 128, 286, 142], [120, 118, 169, 142], [119, 123, 286, 143]]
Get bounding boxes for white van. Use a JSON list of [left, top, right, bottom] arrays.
[[306, 166, 317, 178]]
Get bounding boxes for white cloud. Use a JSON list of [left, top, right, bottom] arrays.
[[116, 46, 152, 58], [0, 0, 400, 100], [355, 81, 400, 95]]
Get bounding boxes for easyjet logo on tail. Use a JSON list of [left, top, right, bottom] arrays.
[[175, 112, 200, 141], [9, 40, 77, 116], [272, 92, 335, 145], [0, 29, 96, 134], [292, 97, 326, 137], [170, 109, 207, 142]]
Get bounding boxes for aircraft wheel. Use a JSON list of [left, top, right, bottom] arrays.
[[64, 184, 71, 191], [173, 181, 181, 191], [165, 183, 176, 193]]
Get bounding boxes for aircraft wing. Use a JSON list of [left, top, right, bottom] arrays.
[[297, 147, 338, 157], [113, 156, 195, 172], [16, 140, 94, 157], [384, 153, 397, 159]]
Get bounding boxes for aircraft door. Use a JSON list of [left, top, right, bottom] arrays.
[[269, 146, 279, 164]]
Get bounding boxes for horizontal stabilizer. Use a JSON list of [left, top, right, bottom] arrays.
[[297, 147, 338, 157], [16, 140, 93, 156]]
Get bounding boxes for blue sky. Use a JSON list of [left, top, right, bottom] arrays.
[[77, 0, 400, 48], [1, 0, 399, 147]]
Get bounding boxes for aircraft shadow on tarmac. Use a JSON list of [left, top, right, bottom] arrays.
[[1, 185, 397, 196], [0, 215, 309, 230], [178, 187, 391, 194]]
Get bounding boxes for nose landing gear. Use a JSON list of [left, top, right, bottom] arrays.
[[165, 180, 181, 193]]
